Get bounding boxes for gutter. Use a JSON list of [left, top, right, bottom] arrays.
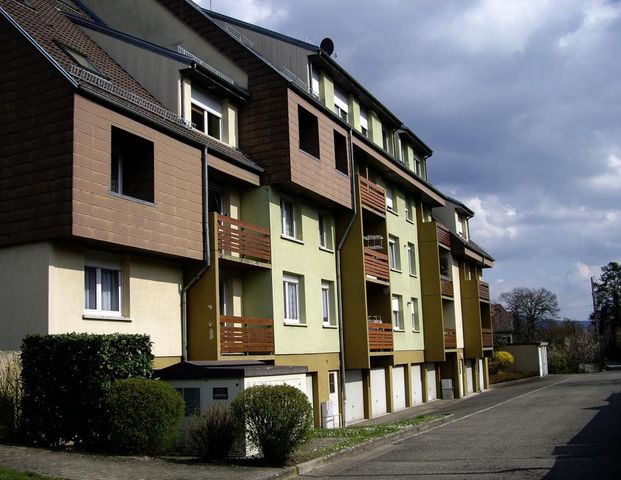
[[335, 127, 358, 427], [181, 146, 211, 360]]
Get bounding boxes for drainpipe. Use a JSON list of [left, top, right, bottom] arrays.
[[181, 146, 211, 360], [336, 127, 358, 427]]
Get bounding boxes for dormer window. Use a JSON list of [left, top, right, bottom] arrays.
[[360, 109, 369, 137], [191, 89, 222, 141], [382, 126, 393, 155], [334, 87, 349, 123], [413, 152, 423, 177]]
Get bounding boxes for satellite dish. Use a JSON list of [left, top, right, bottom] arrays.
[[320, 37, 334, 56]]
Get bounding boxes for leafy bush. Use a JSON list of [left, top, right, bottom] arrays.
[[231, 384, 313, 465], [0, 353, 22, 440], [189, 404, 239, 461], [106, 378, 184, 455], [489, 350, 515, 374], [20, 333, 153, 447]]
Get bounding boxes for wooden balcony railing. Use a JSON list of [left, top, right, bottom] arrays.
[[444, 328, 457, 349], [368, 321, 393, 352], [220, 316, 274, 355], [216, 214, 271, 264], [364, 247, 390, 283], [436, 223, 451, 248], [479, 281, 490, 301], [441, 276, 454, 297], [482, 328, 493, 348], [359, 176, 386, 215]]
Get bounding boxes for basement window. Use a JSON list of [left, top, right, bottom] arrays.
[[111, 127, 154, 203], [298, 105, 320, 158]]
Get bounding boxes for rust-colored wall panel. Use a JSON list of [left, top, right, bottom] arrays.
[[72, 96, 204, 260]]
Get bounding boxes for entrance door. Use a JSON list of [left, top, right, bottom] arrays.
[[465, 360, 474, 394], [426, 363, 437, 401], [328, 371, 341, 427], [411, 364, 423, 404]]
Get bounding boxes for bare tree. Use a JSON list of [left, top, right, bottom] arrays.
[[499, 287, 559, 343]]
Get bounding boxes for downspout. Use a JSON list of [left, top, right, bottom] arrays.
[[336, 127, 358, 427], [181, 146, 211, 360]]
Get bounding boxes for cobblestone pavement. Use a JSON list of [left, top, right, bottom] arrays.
[[0, 444, 289, 480]]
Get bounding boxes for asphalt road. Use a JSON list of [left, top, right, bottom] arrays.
[[301, 372, 621, 479]]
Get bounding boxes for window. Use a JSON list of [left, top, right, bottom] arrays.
[[333, 130, 348, 174], [407, 242, 417, 276], [389, 235, 400, 271], [382, 126, 393, 155], [392, 295, 403, 330], [385, 185, 395, 211], [465, 263, 472, 281], [310, 65, 320, 98], [281, 197, 301, 240], [360, 109, 369, 138], [334, 86, 349, 123], [318, 213, 333, 250], [58, 43, 104, 77], [298, 105, 320, 157], [411, 298, 420, 332], [405, 198, 414, 222], [283, 274, 303, 323], [84, 266, 121, 316], [321, 281, 335, 326], [111, 127, 154, 203], [400, 142, 409, 166], [440, 255, 451, 278], [191, 90, 222, 140], [175, 387, 200, 416]]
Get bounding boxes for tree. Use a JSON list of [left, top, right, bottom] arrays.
[[499, 287, 559, 343], [592, 262, 621, 356]]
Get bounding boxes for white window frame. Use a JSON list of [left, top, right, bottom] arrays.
[[334, 86, 349, 123], [392, 295, 403, 330], [385, 185, 395, 211], [191, 89, 222, 141], [405, 197, 414, 223], [318, 213, 333, 250], [413, 152, 423, 177], [407, 242, 417, 276], [283, 274, 302, 324], [360, 108, 369, 137], [321, 281, 335, 327], [389, 235, 400, 271], [281, 197, 299, 240], [84, 265, 122, 317], [411, 298, 420, 332]]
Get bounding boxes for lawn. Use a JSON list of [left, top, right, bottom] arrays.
[[0, 467, 63, 480]]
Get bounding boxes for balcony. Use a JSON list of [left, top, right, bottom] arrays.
[[478, 281, 490, 301], [364, 247, 390, 283], [441, 276, 454, 297], [359, 176, 386, 216], [368, 319, 393, 352], [220, 316, 274, 355], [482, 328, 493, 348], [436, 223, 451, 248], [215, 213, 271, 265], [444, 328, 457, 349]]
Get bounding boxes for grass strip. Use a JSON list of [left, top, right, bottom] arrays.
[[0, 467, 64, 480]]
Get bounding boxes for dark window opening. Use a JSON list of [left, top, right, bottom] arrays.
[[333, 131, 348, 174], [191, 104, 205, 132], [176, 387, 201, 416], [111, 127, 154, 203], [298, 105, 320, 158]]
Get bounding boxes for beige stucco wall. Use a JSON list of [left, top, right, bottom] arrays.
[[48, 244, 183, 358], [0, 242, 51, 350]]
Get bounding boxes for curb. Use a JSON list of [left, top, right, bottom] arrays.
[[288, 414, 454, 477]]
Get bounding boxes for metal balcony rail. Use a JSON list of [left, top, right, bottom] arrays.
[[216, 214, 271, 263], [220, 316, 274, 355]]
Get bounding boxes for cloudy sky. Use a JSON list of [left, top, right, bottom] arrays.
[[200, 0, 621, 320]]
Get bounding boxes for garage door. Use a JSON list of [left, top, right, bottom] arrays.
[[478, 359, 485, 390], [392, 366, 406, 411], [345, 370, 364, 423], [370, 368, 387, 417], [426, 363, 437, 401], [411, 364, 423, 405], [465, 360, 474, 395]]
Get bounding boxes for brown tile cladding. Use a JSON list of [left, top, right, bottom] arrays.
[[72, 96, 204, 260], [0, 11, 74, 246]]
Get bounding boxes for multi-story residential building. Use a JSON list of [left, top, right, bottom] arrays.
[[0, 0, 495, 426]]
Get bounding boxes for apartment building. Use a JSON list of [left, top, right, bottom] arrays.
[[0, 0, 494, 426]]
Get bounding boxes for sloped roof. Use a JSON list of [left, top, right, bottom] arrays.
[[0, 0, 260, 170]]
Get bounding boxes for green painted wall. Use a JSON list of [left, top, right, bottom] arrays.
[[460, 263, 484, 359], [319, 71, 334, 110]]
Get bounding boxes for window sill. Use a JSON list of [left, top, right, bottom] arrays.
[[386, 208, 399, 216], [390, 268, 402, 273], [281, 235, 304, 245], [109, 190, 155, 207], [83, 313, 132, 322], [319, 246, 335, 254], [412, 330, 421, 333], [322, 324, 338, 329], [393, 328, 405, 332], [284, 321, 307, 327], [299, 148, 320, 161], [409, 273, 418, 278], [406, 218, 415, 224]]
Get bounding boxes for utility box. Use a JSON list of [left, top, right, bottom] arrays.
[[441, 379, 454, 400], [321, 400, 337, 429]]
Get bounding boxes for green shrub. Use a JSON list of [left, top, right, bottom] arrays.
[[0, 353, 22, 440], [548, 345, 577, 373], [106, 378, 184, 455], [490, 350, 514, 374], [231, 384, 313, 465], [189, 404, 239, 461], [20, 333, 153, 447]]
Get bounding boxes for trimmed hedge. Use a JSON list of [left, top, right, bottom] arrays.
[[20, 333, 153, 447], [106, 378, 184, 454]]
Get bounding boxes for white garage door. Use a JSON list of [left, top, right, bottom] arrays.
[[392, 366, 406, 411], [345, 370, 364, 423], [370, 368, 387, 417], [478, 359, 485, 390], [411, 364, 423, 405], [465, 360, 474, 395], [426, 363, 437, 401]]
